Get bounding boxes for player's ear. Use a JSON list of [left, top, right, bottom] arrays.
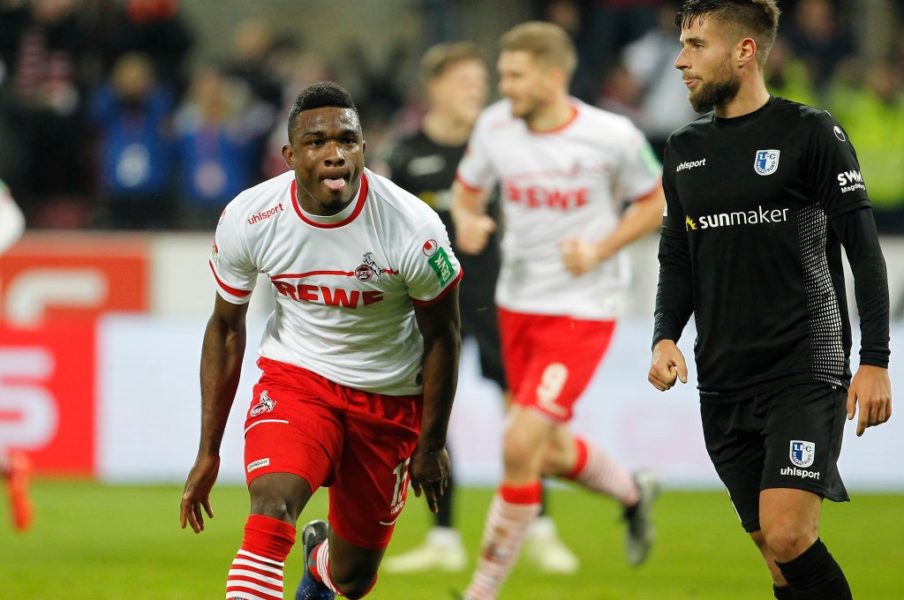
[[282, 143, 294, 169], [737, 37, 757, 68]]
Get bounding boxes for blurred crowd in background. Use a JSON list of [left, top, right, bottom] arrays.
[[1, 0, 903, 234]]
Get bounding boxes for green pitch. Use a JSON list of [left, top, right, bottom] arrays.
[[1, 481, 901, 599]]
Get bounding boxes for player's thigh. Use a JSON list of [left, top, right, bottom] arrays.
[[243, 362, 345, 493], [328, 390, 421, 551], [512, 316, 615, 422], [700, 401, 766, 533], [761, 382, 849, 502], [324, 528, 385, 589]]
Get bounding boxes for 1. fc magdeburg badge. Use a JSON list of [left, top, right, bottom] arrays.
[[790, 440, 815, 468], [754, 149, 780, 176]]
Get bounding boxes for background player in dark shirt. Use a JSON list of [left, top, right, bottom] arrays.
[[648, 2, 892, 600], [383, 41, 579, 575]]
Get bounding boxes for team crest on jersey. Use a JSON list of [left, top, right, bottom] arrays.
[[249, 390, 275, 417], [422, 239, 438, 257], [754, 150, 781, 176], [356, 252, 385, 282], [789, 440, 815, 468]]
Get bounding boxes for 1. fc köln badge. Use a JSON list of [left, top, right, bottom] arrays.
[[789, 440, 815, 468]]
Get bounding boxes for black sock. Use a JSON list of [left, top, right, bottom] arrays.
[[773, 584, 797, 599], [776, 539, 852, 600]]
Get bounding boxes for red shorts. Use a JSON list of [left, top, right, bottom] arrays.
[[243, 357, 422, 549], [498, 308, 615, 422]]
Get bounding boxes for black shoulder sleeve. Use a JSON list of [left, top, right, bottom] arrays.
[[653, 142, 694, 348], [830, 207, 890, 367]]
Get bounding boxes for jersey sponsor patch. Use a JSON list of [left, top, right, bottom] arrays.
[[790, 440, 815, 468], [246, 458, 270, 472], [754, 150, 781, 176], [427, 247, 454, 285]]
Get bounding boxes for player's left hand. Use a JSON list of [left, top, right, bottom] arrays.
[[847, 364, 892, 437], [409, 446, 450, 514], [559, 238, 610, 276]]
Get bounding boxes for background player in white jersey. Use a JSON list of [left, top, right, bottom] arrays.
[[382, 41, 578, 576], [452, 22, 666, 600], [179, 82, 462, 600], [0, 177, 32, 533]]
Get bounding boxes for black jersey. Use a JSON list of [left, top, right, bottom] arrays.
[[387, 129, 501, 276], [654, 96, 889, 398]]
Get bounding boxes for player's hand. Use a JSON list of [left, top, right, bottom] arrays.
[[408, 446, 450, 514], [180, 453, 220, 533], [452, 211, 495, 255], [847, 364, 892, 437], [559, 238, 610, 276], [648, 339, 688, 391]]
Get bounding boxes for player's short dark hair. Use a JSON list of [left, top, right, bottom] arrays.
[[676, 0, 780, 67], [420, 41, 485, 85], [287, 81, 358, 141]]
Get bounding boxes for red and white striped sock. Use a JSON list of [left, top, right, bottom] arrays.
[[565, 436, 638, 506], [225, 514, 295, 600], [465, 482, 542, 600], [310, 539, 377, 597]]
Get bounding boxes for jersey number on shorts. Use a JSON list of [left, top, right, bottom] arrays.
[[536, 362, 569, 418], [390, 459, 410, 514]]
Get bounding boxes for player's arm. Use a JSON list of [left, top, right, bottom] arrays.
[[450, 179, 495, 254], [831, 207, 892, 436], [649, 152, 692, 391], [410, 286, 461, 513], [561, 184, 665, 276], [181, 294, 249, 532], [0, 186, 25, 254]]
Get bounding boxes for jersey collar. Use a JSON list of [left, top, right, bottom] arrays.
[[290, 173, 369, 228]]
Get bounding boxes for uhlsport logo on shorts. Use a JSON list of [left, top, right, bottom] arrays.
[[754, 149, 780, 176], [790, 440, 815, 468], [247, 458, 270, 473], [249, 390, 276, 417]]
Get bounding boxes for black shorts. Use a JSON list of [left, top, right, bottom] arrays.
[[441, 211, 506, 389], [700, 381, 849, 533]]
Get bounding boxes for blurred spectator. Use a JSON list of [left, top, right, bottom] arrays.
[[595, 63, 643, 123], [90, 52, 175, 229], [620, 1, 695, 159], [223, 18, 281, 182], [261, 51, 334, 179], [782, 0, 855, 98], [764, 36, 818, 106], [96, 0, 193, 98], [0, 0, 91, 226], [566, 0, 662, 102], [173, 63, 257, 230], [829, 62, 904, 234]]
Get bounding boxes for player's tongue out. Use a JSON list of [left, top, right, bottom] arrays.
[[323, 178, 346, 192]]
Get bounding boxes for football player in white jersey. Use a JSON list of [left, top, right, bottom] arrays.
[[0, 178, 32, 533], [180, 82, 462, 600], [451, 23, 666, 600]]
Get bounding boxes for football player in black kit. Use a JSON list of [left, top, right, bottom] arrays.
[[384, 42, 579, 575], [648, 2, 892, 600]]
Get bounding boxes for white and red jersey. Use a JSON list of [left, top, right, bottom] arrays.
[[457, 98, 661, 319], [0, 180, 25, 254], [211, 168, 462, 396]]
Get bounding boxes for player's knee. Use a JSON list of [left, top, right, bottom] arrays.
[[333, 572, 377, 599], [763, 525, 816, 562], [501, 429, 534, 471]]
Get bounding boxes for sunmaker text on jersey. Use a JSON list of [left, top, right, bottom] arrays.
[[686, 205, 790, 230]]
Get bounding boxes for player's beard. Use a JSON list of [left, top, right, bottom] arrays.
[[689, 69, 741, 113]]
